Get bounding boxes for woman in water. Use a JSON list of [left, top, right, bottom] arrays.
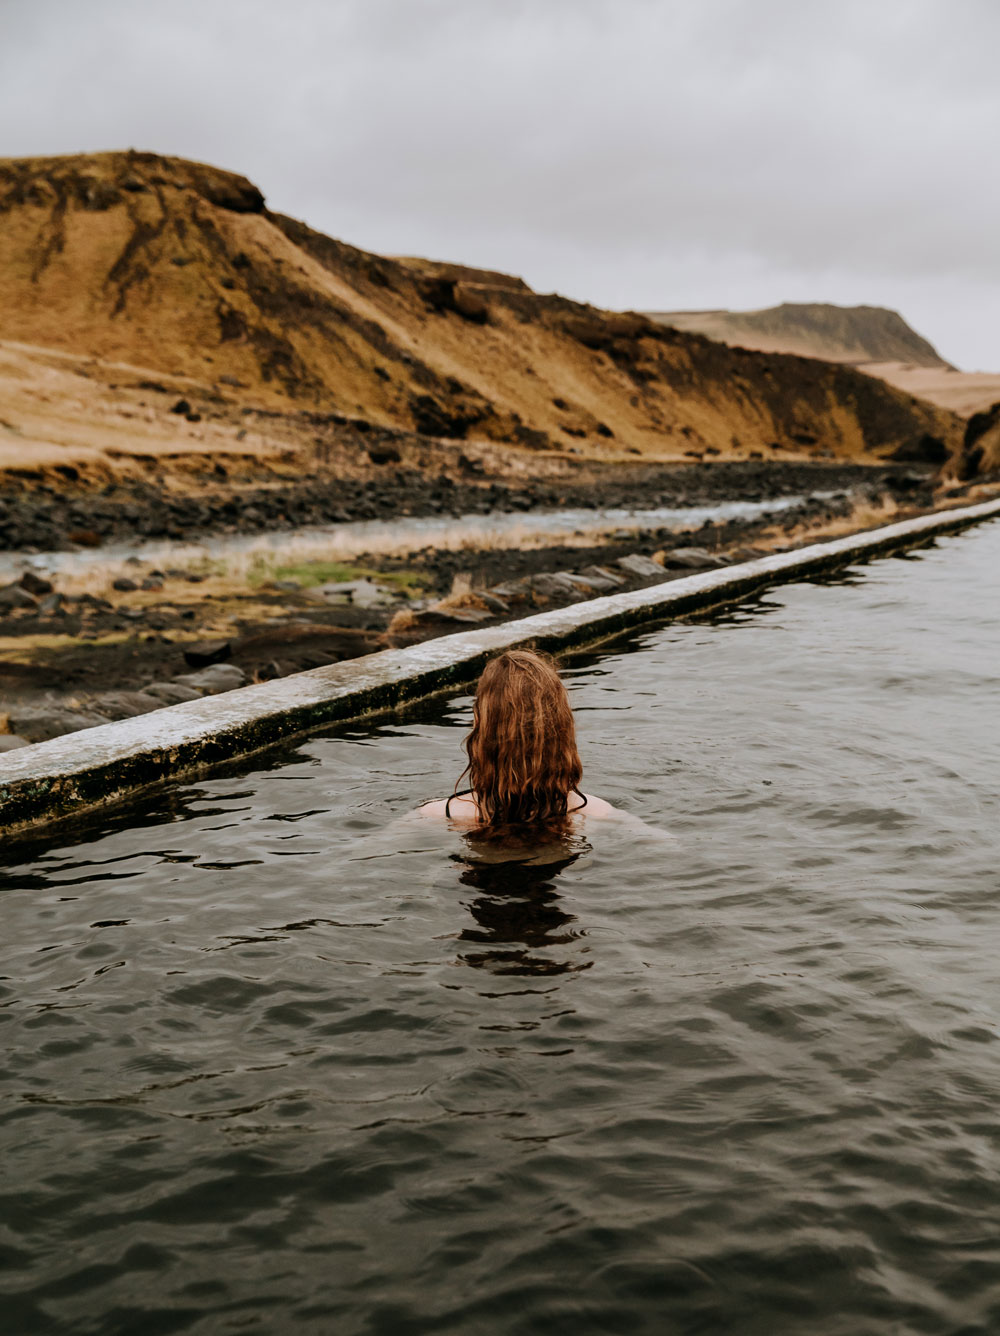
[[420, 648, 617, 829]]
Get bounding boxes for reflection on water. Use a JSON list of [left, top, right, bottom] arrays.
[[2, 521, 1000, 1335], [454, 835, 592, 975]]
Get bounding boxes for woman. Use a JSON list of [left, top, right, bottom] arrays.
[[420, 648, 617, 829]]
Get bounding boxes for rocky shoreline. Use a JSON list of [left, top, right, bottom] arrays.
[[1, 472, 952, 751], [1, 459, 897, 552]]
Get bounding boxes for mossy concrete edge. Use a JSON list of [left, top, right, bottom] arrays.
[[3, 497, 999, 836]]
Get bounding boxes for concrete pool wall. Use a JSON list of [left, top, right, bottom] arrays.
[[2, 496, 999, 837]]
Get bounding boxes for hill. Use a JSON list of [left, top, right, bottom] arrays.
[[645, 303, 1000, 417], [852, 363, 1000, 418], [0, 151, 964, 491], [645, 303, 950, 368]]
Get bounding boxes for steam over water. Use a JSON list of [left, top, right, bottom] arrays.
[[2, 522, 999, 1334]]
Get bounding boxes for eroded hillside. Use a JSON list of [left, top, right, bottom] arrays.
[[0, 151, 964, 492]]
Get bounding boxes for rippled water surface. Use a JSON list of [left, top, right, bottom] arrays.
[[3, 522, 1000, 1335]]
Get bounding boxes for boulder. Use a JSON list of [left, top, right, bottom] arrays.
[[92, 691, 164, 720], [183, 639, 231, 668], [19, 570, 53, 596], [412, 605, 493, 625], [527, 572, 586, 600], [9, 707, 110, 743], [141, 682, 203, 705], [0, 734, 30, 752], [560, 573, 603, 594], [579, 565, 625, 587], [656, 548, 725, 570], [0, 583, 39, 609], [173, 663, 246, 694], [616, 554, 665, 579], [571, 570, 618, 592], [488, 581, 530, 601]]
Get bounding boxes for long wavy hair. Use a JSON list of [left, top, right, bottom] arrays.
[[457, 649, 584, 833]]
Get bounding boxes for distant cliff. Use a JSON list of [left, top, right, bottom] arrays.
[[645, 303, 952, 369]]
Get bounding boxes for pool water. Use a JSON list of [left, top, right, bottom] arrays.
[[3, 522, 1000, 1335]]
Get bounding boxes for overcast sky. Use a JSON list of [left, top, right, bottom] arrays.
[[2, 0, 997, 369]]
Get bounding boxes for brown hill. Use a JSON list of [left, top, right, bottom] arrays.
[[0, 151, 963, 486], [646, 303, 950, 368], [645, 303, 1000, 418], [853, 363, 1000, 418]]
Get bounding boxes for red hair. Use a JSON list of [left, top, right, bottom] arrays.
[[458, 649, 583, 830]]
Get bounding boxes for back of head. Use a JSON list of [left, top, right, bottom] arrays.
[[464, 649, 583, 831]]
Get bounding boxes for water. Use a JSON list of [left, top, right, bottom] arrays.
[[2, 521, 999, 1335], [0, 493, 815, 582]]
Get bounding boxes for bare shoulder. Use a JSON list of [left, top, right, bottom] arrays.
[[574, 792, 619, 819], [416, 798, 448, 818], [576, 794, 674, 838], [417, 794, 480, 823]]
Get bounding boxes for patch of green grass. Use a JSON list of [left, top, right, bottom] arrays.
[[252, 559, 426, 595], [187, 556, 230, 579]]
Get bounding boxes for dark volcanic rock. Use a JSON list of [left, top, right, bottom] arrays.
[[183, 639, 232, 668], [19, 570, 53, 596]]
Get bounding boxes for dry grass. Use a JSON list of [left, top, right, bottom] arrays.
[[752, 495, 901, 550]]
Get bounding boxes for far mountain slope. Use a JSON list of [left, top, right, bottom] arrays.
[[646, 303, 951, 368], [645, 303, 1000, 417], [0, 152, 964, 487]]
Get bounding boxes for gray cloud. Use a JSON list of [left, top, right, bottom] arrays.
[[1, 0, 997, 367]]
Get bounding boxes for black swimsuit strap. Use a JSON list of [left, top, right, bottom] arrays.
[[445, 788, 588, 817], [444, 788, 474, 818]]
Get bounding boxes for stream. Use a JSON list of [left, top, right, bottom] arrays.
[[0, 493, 820, 584]]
